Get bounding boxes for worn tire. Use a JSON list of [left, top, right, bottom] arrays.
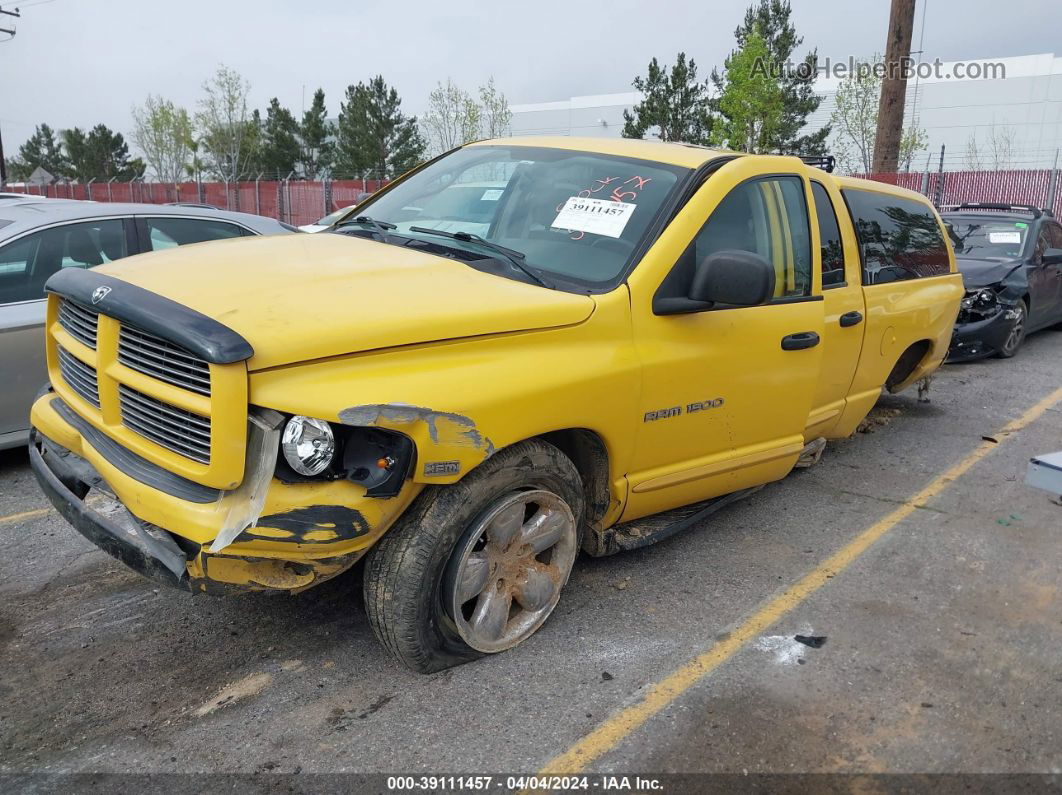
[[363, 439, 585, 673], [995, 299, 1028, 358]]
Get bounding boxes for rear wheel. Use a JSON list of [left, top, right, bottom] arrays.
[[363, 439, 584, 673], [996, 300, 1027, 358]]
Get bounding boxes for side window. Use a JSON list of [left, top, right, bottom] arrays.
[[0, 219, 127, 306], [1050, 223, 1062, 249], [693, 176, 812, 299], [843, 189, 950, 285], [144, 217, 247, 251], [810, 181, 846, 287]]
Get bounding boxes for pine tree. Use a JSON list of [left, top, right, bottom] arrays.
[[18, 124, 69, 178], [712, 0, 829, 154], [621, 54, 713, 144], [299, 88, 334, 179], [62, 124, 140, 181], [259, 98, 301, 178], [334, 76, 426, 179]]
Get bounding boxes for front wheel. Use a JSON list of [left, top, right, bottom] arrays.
[[996, 300, 1027, 358], [363, 439, 584, 673]]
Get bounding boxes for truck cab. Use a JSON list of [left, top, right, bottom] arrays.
[[28, 138, 963, 672]]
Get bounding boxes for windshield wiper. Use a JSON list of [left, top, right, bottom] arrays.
[[408, 226, 552, 288], [337, 215, 397, 242]]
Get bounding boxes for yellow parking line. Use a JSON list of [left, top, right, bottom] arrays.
[[538, 386, 1062, 776], [0, 507, 52, 525]]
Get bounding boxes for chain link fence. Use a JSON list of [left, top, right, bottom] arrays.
[[3, 178, 388, 227]]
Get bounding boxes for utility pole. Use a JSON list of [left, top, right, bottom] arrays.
[[872, 0, 917, 173], [0, 5, 22, 185]]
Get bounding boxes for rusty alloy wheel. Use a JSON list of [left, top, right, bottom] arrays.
[[444, 489, 577, 653]]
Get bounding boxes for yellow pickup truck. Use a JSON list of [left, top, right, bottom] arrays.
[[29, 137, 962, 672]]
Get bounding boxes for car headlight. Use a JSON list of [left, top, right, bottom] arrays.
[[281, 415, 336, 476]]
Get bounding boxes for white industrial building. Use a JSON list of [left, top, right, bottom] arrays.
[[509, 53, 1062, 171]]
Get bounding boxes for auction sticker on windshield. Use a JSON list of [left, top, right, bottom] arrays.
[[553, 196, 637, 238], [988, 231, 1022, 244]]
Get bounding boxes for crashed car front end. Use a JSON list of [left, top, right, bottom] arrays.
[[948, 285, 1023, 361]]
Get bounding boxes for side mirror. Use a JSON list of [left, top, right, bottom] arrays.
[[690, 250, 776, 307], [1042, 247, 1062, 266]]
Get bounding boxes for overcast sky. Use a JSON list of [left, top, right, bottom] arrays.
[[1, 0, 1058, 151]]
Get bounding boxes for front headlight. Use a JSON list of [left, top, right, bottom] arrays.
[[281, 415, 336, 476]]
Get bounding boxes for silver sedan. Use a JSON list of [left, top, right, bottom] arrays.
[[0, 200, 293, 449]]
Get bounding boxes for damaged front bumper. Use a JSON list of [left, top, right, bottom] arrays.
[[29, 393, 421, 593], [947, 304, 1019, 362]]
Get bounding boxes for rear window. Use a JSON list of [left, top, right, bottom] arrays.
[[842, 189, 950, 285]]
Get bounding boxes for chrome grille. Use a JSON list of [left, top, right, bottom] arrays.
[[118, 385, 211, 464], [118, 327, 210, 396], [57, 299, 99, 350], [57, 347, 100, 408]]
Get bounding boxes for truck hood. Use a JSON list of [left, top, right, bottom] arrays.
[[97, 234, 596, 370], [956, 256, 1023, 289]]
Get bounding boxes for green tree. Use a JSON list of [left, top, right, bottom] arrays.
[[830, 59, 926, 174], [4, 157, 31, 182], [710, 29, 784, 152], [62, 124, 141, 181], [478, 76, 512, 139], [196, 64, 255, 182], [422, 78, 481, 155], [621, 53, 713, 144], [299, 88, 334, 179], [712, 0, 829, 154], [259, 98, 301, 178], [131, 96, 194, 184], [18, 123, 68, 178], [334, 76, 426, 179]]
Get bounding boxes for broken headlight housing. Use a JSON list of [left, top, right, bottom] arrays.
[[958, 287, 1000, 323], [275, 414, 414, 497]]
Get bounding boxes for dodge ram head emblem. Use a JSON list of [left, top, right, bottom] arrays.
[[91, 286, 111, 304]]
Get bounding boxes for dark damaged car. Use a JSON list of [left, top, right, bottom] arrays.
[[944, 203, 1062, 361]]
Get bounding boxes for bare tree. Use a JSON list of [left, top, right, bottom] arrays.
[[988, 125, 1016, 170], [196, 65, 255, 182], [829, 60, 880, 174], [421, 79, 481, 156], [131, 96, 193, 184], [478, 76, 512, 139], [964, 134, 985, 171]]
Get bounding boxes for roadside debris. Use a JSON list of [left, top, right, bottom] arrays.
[[794, 635, 827, 648], [193, 672, 272, 717], [611, 576, 631, 591], [857, 407, 902, 434], [917, 375, 932, 403]]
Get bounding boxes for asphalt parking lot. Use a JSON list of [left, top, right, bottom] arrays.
[[1, 332, 1060, 786]]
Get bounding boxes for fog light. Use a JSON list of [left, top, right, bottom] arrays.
[[281, 416, 335, 476]]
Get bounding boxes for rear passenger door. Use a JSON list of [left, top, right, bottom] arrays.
[[137, 216, 250, 252], [807, 180, 865, 438], [840, 187, 957, 428]]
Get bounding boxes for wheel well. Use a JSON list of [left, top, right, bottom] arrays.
[[537, 429, 611, 529], [885, 339, 931, 392]]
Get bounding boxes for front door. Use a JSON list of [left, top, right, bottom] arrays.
[[623, 157, 825, 522]]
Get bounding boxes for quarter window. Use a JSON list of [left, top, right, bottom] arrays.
[[692, 176, 812, 299], [843, 189, 950, 284], [811, 182, 845, 287], [144, 217, 247, 251]]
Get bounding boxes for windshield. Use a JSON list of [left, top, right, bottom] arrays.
[[351, 145, 688, 285], [945, 217, 1029, 258]]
